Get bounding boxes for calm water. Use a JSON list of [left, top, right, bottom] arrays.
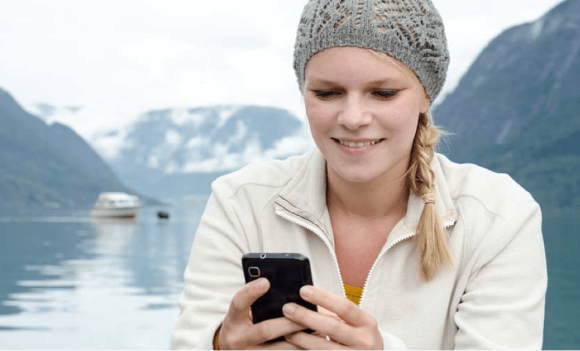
[[0, 199, 207, 349], [0, 202, 578, 349]]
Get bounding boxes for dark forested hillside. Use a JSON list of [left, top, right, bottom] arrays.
[[0, 87, 135, 211], [434, 0, 580, 211]]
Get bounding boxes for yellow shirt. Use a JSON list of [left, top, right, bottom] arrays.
[[344, 283, 363, 306]]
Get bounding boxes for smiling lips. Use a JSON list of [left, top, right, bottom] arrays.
[[333, 138, 385, 148]]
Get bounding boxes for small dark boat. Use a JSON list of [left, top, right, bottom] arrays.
[[157, 211, 170, 219]]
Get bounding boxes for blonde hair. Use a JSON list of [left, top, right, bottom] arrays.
[[408, 112, 453, 281], [371, 50, 453, 281]]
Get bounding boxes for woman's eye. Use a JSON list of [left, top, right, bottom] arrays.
[[374, 90, 397, 99], [314, 90, 340, 99]]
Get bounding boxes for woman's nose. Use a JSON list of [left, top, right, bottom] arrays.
[[337, 96, 372, 130]]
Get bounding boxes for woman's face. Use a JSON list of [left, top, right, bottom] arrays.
[[304, 46, 430, 185]]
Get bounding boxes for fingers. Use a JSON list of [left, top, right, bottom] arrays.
[[255, 340, 304, 350], [220, 315, 305, 349], [245, 317, 308, 346], [284, 304, 381, 349], [222, 278, 312, 349], [316, 305, 342, 322], [282, 286, 382, 349], [285, 331, 349, 350], [283, 302, 352, 344], [299, 285, 372, 327], [228, 278, 269, 322]]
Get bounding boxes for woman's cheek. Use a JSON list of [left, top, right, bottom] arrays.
[[379, 102, 419, 130], [306, 104, 335, 131]]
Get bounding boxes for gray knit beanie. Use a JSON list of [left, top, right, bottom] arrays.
[[293, 0, 450, 102]]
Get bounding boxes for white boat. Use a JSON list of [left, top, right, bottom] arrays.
[[90, 192, 141, 218]]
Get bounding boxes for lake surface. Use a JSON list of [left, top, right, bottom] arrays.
[[0, 199, 207, 349], [0, 201, 578, 349]]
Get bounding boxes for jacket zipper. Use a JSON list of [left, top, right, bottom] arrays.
[[276, 206, 456, 310], [275, 207, 347, 298], [358, 219, 456, 307]]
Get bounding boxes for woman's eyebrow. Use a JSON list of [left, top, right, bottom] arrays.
[[306, 78, 342, 86], [306, 78, 398, 87], [361, 78, 407, 88], [364, 79, 397, 86]]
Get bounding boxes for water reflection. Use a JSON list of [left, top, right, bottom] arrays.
[[0, 203, 203, 349], [0, 220, 92, 317]]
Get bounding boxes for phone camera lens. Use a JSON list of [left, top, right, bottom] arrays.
[[260, 253, 267, 259], [248, 267, 260, 277]]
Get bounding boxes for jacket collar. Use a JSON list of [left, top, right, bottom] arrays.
[[275, 148, 458, 242]]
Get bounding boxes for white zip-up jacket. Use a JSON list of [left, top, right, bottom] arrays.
[[171, 149, 547, 350]]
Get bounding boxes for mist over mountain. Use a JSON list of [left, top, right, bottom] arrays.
[[27, 100, 313, 200], [0, 88, 138, 211], [434, 0, 580, 212], [31, 103, 83, 120], [103, 105, 312, 199]]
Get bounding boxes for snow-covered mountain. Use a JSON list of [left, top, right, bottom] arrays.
[[29, 103, 313, 199], [115, 105, 310, 173], [107, 105, 313, 199]]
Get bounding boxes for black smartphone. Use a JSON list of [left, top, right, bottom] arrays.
[[242, 253, 317, 338]]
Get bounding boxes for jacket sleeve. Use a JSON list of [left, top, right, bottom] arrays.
[[453, 199, 547, 349], [171, 181, 250, 350]]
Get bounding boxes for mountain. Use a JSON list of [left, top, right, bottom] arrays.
[[0, 87, 139, 211], [434, 0, 580, 212], [103, 105, 312, 199]]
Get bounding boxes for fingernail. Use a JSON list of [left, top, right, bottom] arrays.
[[300, 285, 314, 298], [283, 303, 295, 315]]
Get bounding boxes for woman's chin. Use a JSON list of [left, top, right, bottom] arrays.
[[326, 154, 410, 186], [329, 167, 386, 185]]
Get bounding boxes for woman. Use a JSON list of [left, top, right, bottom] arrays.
[[172, 0, 547, 349]]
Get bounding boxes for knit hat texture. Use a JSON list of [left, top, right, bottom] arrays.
[[293, 0, 450, 102]]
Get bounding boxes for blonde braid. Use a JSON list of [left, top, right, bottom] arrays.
[[408, 112, 453, 281]]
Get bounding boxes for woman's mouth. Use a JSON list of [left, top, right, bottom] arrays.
[[332, 138, 385, 148]]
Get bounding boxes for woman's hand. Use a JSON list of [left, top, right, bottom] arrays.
[[281, 286, 383, 350], [218, 277, 308, 350]]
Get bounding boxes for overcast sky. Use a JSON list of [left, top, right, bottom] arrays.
[[0, 0, 566, 135]]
